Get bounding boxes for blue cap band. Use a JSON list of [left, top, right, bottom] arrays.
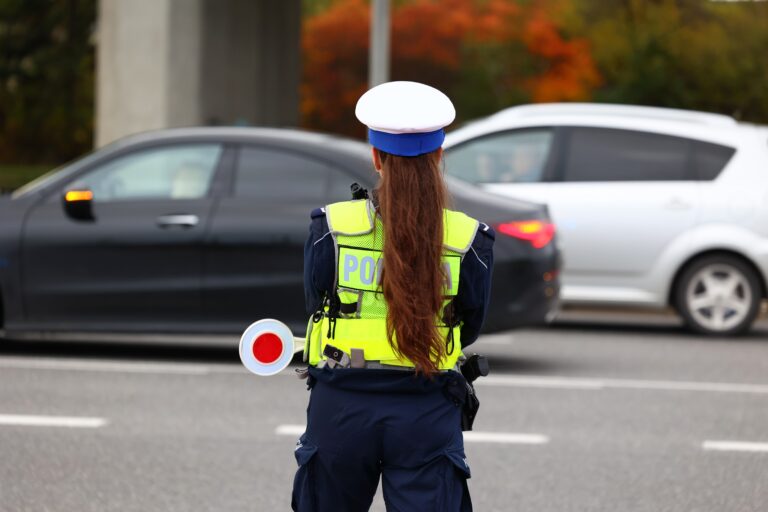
[[368, 128, 445, 157]]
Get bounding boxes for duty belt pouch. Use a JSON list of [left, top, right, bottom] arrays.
[[443, 376, 479, 432], [462, 382, 480, 432], [458, 354, 488, 431]]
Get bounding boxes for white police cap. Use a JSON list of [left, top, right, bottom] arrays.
[[355, 81, 456, 157]]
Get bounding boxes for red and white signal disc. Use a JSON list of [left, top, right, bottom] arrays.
[[239, 319, 294, 376]]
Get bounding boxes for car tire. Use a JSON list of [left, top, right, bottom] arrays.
[[675, 255, 762, 336]]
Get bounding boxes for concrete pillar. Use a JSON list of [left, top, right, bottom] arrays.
[[199, 0, 300, 127], [167, 0, 204, 128], [96, 0, 300, 147], [369, 0, 390, 87]]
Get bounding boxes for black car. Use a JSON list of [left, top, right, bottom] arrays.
[[0, 127, 559, 339]]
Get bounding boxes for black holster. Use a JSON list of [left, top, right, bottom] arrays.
[[461, 381, 480, 431], [442, 375, 476, 431], [459, 354, 489, 431]]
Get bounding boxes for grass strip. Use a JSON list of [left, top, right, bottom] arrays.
[[0, 164, 53, 193]]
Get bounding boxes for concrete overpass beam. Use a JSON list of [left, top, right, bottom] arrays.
[[96, 0, 300, 147]]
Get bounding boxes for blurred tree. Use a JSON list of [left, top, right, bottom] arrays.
[[454, 0, 600, 119], [303, 0, 768, 135], [572, 0, 768, 122], [302, 0, 600, 137], [302, 0, 371, 139], [0, 0, 95, 164], [522, 3, 601, 102], [303, 0, 337, 17], [2, 0, 765, 173]]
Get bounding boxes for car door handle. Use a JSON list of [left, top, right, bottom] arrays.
[[156, 214, 199, 228], [663, 198, 691, 211]]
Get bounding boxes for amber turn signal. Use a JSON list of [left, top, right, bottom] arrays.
[[64, 190, 93, 202]]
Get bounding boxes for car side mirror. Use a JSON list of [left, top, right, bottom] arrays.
[[63, 189, 95, 221]]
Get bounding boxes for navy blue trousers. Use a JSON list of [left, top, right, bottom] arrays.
[[291, 374, 472, 512]]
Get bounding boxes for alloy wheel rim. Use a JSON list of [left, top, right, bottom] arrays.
[[686, 264, 752, 332]]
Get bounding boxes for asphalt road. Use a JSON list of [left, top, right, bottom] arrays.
[[1, 313, 767, 512]]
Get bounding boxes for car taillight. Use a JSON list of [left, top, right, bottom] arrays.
[[496, 221, 555, 249]]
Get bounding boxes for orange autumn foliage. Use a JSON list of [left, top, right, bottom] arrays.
[[301, 0, 371, 138], [302, 0, 600, 136], [522, 7, 601, 102]]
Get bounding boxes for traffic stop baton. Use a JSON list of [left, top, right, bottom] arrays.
[[238, 319, 305, 376]]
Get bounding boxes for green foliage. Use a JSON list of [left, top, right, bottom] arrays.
[[453, 40, 531, 121], [302, 0, 338, 16], [302, 0, 600, 136], [0, 163, 50, 192], [571, 0, 768, 123], [0, 0, 96, 164], [303, 0, 768, 127]]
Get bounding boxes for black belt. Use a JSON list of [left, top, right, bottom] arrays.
[[319, 343, 458, 372]]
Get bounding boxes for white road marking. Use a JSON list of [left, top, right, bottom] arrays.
[[703, 441, 768, 453], [0, 414, 107, 428], [463, 432, 549, 444], [478, 375, 768, 395], [481, 375, 603, 390], [275, 424, 548, 445], [276, 424, 305, 436], [0, 356, 300, 376], [3, 357, 768, 397], [477, 334, 515, 345], [0, 357, 211, 375]]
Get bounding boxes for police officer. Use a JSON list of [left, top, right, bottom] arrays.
[[293, 81, 495, 512]]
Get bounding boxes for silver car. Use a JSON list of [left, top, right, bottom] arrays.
[[444, 103, 768, 335]]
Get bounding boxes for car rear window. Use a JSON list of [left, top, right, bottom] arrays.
[[563, 127, 690, 182], [444, 128, 554, 184], [235, 147, 328, 202], [235, 146, 358, 203], [692, 141, 735, 181]]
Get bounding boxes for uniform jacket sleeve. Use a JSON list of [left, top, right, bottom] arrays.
[[304, 208, 334, 315], [304, 209, 495, 347], [454, 223, 495, 348]]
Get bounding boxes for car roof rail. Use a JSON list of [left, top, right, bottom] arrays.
[[490, 103, 738, 127]]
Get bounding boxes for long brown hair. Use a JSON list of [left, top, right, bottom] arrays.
[[376, 148, 449, 376]]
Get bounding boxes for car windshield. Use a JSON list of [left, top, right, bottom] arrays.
[[11, 145, 117, 199]]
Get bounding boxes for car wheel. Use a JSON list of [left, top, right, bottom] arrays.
[[675, 255, 762, 336]]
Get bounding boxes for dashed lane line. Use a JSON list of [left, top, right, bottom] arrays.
[[476, 334, 515, 345], [703, 441, 768, 453], [4, 357, 768, 397], [463, 431, 549, 444], [478, 375, 768, 395], [275, 424, 549, 445], [0, 414, 107, 428], [480, 375, 602, 390], [275, 424, 305, 436], [0, 357, 212, 375]]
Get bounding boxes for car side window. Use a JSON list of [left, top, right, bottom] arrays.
[[69, 144, 222, 202], [693, 141, 735, 181], [235, 146, 356, 202], [445, 129, 554, 184], [563, 128, 690, 182]]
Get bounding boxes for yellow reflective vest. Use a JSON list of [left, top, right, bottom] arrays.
[[305, 199, 480, 370]]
